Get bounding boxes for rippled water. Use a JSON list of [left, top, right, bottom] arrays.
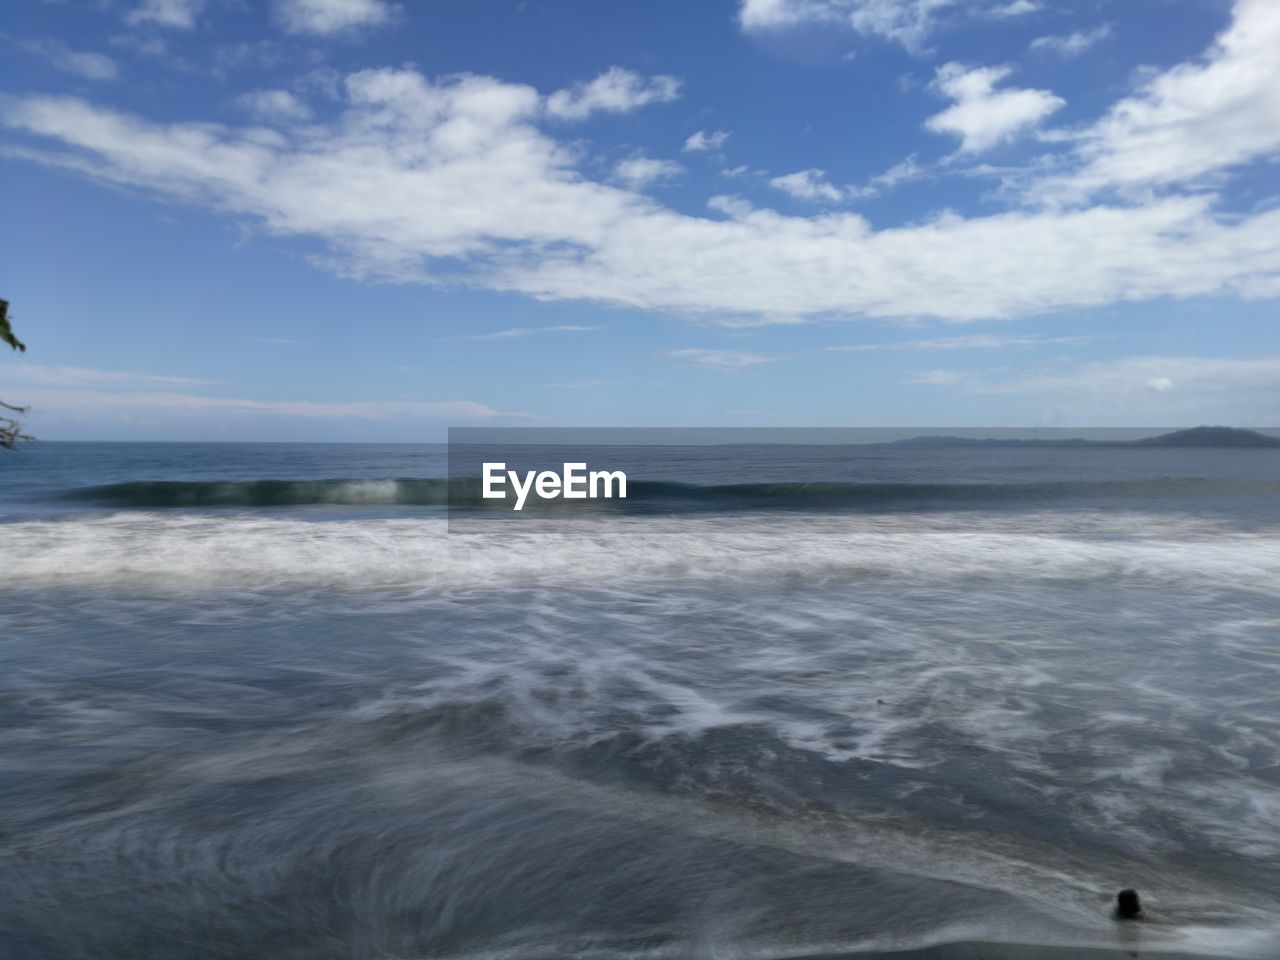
[[2, 442, 1278, 959]]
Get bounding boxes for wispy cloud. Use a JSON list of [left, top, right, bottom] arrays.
[[274, 0, 398, 36], [828, 333, 1110, 351], [18, 387, 527, 422], [769, 154, 931, 205], [612, 156, 683, 189], [546, 67, 680, 120], [125, 0, 208, 30], [6, 365, 221, 388], [684, 130, 730, 152], [858, 154, 928, 196], [544, 379, 613, 389], [7, 367, 529, 425], [905, 369, 969, 385], [666, 349, 777, 371], [1030, 24, 1112, 59], [20, 39, 119, 82], [739, 0, 1041, 52], [902, 355, 1280, 419], [460, 324, 600, 341], [973, 355, 1280, 397], [236, 89, 312, 122], [769, 169, 845, 202], [988, 1, 1040, 19]]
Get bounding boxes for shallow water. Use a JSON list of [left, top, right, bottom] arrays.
[[2, 442, 1278, 958]]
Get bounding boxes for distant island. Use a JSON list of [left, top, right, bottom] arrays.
[[885, 427, 1280, 448]]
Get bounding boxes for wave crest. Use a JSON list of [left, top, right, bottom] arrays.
[[62, 476, 1280, 511]]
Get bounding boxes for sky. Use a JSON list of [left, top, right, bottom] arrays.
[[1, 0, 1278, 440]]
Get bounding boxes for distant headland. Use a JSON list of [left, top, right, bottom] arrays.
[[884, 427, 1280, 448]]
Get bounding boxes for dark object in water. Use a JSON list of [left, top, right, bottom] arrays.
[[1116, 889, 1143, 918]]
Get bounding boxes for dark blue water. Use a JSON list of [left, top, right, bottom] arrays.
[[2, 442, 1279, 959]]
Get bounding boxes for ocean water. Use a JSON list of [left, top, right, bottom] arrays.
[[2, 441, 1279, 960]]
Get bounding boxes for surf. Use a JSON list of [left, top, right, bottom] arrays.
[[57, 476, 1280, 512]]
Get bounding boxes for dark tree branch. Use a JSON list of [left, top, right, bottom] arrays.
[[2, 297, 32, 449], [0, 299, 24, 353]]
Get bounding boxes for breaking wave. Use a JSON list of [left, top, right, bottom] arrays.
[[63, 477, 452, 507], [60, 476, 1280, 511]]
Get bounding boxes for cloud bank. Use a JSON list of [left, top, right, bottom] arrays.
[[4, 0, 1279, 327]]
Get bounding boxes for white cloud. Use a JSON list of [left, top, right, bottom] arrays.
[[910, 355, 1280, 408], [769, 168, 844, 202], [108, 33, 171, 58], [21, 39, 119, 82], [495, 194, 1280, 324], [989, 0, 1040, 17], [236, 89, 312, 122], [125, 0, 208, 30], [684, 129, 730, 152], [738, 0, 1038, 51], [666, 349, 777, 370], [828, 333, 1108, 351], [1030, 24, 1111, 59], [461, 325, 600, 341], [612, 156, 683, 188], [845, 153, 928, 199], [1036, 0, 1280, 201], [4, 58, 1279, 326], [274, 0, 396, 36], [20, 389, 519, 422], [545, 67, 680, 121], [6, 365, 220, 388], [213, 41, 293, 74], [870, 154, 926, 190], [739, 0, 954, 50], [906, 369, 968, 385], [926, 63, 1064, 152], [705, 195, 755, 218], [7, 366, 529, 431], [544, 379, 612, 389]]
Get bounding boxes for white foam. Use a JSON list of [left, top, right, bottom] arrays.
[[1, 510, 1276, 593]]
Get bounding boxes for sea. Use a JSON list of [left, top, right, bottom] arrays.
[[1, 440, 1279, 960]]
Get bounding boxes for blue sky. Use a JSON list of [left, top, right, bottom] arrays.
[[1, 0, 1277, 440]]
